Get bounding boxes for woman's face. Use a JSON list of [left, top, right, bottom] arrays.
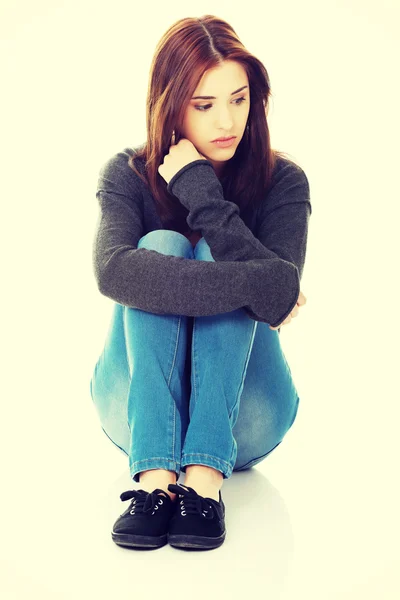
[[181, 60, 251, 178]]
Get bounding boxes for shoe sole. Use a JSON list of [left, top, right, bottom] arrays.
[[168, 530, 226, 549], [111, 531, 168, 549]]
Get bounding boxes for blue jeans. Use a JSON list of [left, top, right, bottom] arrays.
[[90, 230, 300, 483]]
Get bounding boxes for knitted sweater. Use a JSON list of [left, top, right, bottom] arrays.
[[92, 145, 312, 328]]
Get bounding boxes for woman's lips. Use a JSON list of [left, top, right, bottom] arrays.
[[211, 137, 236, 148]]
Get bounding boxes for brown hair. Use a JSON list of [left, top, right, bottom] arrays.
[[128, 14, 294, 234]]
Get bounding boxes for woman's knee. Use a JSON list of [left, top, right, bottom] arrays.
[[138, 229, 192, 257], [195, 237, 214, 262]]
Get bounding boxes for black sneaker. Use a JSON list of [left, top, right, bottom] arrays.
[[111, 488, 176, 549], [167, 483, 226, 550]]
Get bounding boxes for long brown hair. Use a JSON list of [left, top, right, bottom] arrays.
[[128, 14, 294, 234]]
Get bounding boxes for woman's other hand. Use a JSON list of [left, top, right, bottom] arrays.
[[269, 290, 307, 330]]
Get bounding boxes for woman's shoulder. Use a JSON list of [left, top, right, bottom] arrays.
[[97, 143, 147, 191], [272, 153, 308, 183], [269, 152, 310, 196], [259, 152, 311, 214]]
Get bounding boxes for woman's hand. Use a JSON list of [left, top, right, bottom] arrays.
[[158, 138, 208, 185], [269, 290, 307, 330]]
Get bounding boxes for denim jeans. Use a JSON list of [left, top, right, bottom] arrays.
[[90, 230, 300, 483]]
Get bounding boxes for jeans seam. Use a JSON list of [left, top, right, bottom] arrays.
[[228, 319, 258, 422], [191, 316, 198, 409], [167, 315, 181, 467]]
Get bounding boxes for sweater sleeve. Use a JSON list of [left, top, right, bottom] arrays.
[[167, 158, 311, 324]]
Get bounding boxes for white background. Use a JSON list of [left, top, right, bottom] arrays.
[[1, 1, 399, 598]]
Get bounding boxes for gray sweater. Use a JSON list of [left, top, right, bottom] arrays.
[[93, 145, 312, 328]]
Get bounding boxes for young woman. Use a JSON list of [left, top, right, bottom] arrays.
[[90, 14, 311, 551]]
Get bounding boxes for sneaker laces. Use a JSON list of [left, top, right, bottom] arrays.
[[119, 488, 168, 516], [167, 484, 215, 520]]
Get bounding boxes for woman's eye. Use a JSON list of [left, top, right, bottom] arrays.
[[195, 96, 247, 112]]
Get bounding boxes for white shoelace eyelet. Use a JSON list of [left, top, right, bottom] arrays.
[[151, 498, 163, 514], [179, 500, 210, 517], [129, 496, 163, 516]]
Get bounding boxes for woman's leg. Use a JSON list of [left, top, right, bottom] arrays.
[[181, 237, 258, 480], [231, 321, 300, 472], [90, 230, 194, 483], [89, 301, 132, 457], [90, 231, 300, 485], [182, 237, 300, 480]]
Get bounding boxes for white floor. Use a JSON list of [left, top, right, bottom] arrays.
[[2, 2, 399, 598]]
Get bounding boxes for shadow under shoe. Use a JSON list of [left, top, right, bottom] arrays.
[[167, 483, 226, 550], [111, 488, 176, 549]]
